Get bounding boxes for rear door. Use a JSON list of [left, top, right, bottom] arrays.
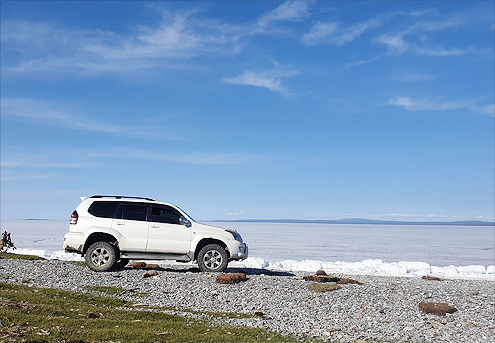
[[111, 202, 149, 252], [146, 204, 192, 254]]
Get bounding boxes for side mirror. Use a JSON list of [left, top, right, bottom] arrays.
[[179, 216, 191, 228]]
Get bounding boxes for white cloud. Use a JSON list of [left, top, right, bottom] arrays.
[[222, 67, 298, 96], [0, 3, 310, 76], [222, 71, 284, 95], [1, 98, 184, 139], [258, 1, 311, 27], [91, 147, 256, 165], [373, 33, 409, 55], [399, 72, 438, 82], [414, 46, 475, 57], [343, 56, 380, 69], [388, 96, 494, 115], [1, 9, 243, 75], [374, 4, 494, 56], [302, 18, 383, 46]]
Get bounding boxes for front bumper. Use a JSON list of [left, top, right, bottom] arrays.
[[231, 242, 248, 260]]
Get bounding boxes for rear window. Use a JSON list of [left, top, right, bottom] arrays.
[[88, 201, 119, 218], [115, 203, 148, 221]]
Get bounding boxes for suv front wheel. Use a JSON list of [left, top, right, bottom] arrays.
[[85, 241, 117, 272], [197, 244, 228, 272]]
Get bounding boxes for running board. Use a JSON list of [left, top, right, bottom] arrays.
[[120, 252, 192, 262]]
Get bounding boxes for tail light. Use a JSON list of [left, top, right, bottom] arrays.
[[70, 210, 78, 225]]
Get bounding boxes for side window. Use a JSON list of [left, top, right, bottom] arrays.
[[115, 203, 148, 221], [88, 201, 119, 218], [151, 205, 181, 224]]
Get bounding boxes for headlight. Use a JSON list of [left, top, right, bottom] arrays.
[[226, 229, 243, 243]]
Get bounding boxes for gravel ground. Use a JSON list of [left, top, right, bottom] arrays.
[[0, 259, 494, 342]]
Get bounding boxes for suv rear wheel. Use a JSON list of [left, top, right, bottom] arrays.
[[197, 244, 228, 272], [85, 241, 117, 272]]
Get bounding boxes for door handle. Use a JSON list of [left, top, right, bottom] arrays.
[[116, 222, 124, 226], [151, 225, 160, 228]]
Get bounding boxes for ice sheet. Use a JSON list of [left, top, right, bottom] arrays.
[[1, 220, 493, 280]]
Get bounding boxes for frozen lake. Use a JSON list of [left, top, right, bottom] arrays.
[[218, 222, 494, 267], [1, 220, 493, 279]]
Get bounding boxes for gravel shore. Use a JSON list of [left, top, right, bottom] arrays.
[[1, 259, 494, 342]]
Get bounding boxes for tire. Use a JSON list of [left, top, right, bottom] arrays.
[[197, 244, 228, 272], [85, 241, 117, 272]]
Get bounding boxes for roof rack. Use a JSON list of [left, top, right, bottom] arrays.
[[90, 195, 155, 201]]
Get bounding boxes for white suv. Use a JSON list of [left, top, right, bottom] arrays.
[[63, 196, 248, 272]]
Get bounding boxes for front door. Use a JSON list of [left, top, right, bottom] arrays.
[[146, 204, 192, 254]]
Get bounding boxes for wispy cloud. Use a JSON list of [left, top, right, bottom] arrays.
[[374, 4, 494, 56], [1, 98, 183, 139], [1, 149, 97, 170], [388, 96, 494, 115], [101, 147, 257, 165], [258, 1, 311, 27], [414, 46, 476, 57], [302, 17, 383, 46], [222, 66, 298, 96], [373, 33, 409, 55], [1, 9, 239, 75], [398, 71, 438, 82], [2, 147, 257, 179], [1, 2, 311, 76]]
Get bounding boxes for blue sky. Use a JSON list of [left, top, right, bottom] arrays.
[[1, 1, 494, 222]]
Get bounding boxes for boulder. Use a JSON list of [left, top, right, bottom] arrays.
[[303, 275, 340, 283], [422, 275, 444, 281], [145, 264, 160, 269], [143, 270, 158, 278], [303, 273, 363, 285], [215, 273, 247, 285], [419, 302, 458, 316], [337, 278, 363, 285], [129, 262, 147, 268]]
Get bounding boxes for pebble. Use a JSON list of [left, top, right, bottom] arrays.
[[0, 259, 494, 342]]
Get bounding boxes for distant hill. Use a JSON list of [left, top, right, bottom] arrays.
[[213, 218, 495, 226]]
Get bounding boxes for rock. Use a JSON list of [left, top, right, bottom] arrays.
[[303, 275, 340, 283], [129, 262, 147, 268], [215, 273, 247, 285], [316, 270, 327, 275], [422, 275, 444, 281], [254, 311, 265, 316], [145, 264, 160, 269], [143, 270, 158, 278], [419, 302, 458, 316], [336, 278, 363, 285]]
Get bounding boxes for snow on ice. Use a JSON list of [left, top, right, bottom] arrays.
[[1, 220, 493, 280]]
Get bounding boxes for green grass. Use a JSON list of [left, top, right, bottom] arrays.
[[0, 282, 311, 343], [0, 252, 45, 260], [84, 285, 127, 295]]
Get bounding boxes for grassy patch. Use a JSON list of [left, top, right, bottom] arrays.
[[0, 282, 309, 343], [307, 282, 341, 292], [0, 252, 45, 260], [84, 285, 126, 296]]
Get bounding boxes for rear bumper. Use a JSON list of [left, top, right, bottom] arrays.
[[63, 232, 84, 254]]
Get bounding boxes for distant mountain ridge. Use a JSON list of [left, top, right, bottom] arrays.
[[213, 218, 495, 226]]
